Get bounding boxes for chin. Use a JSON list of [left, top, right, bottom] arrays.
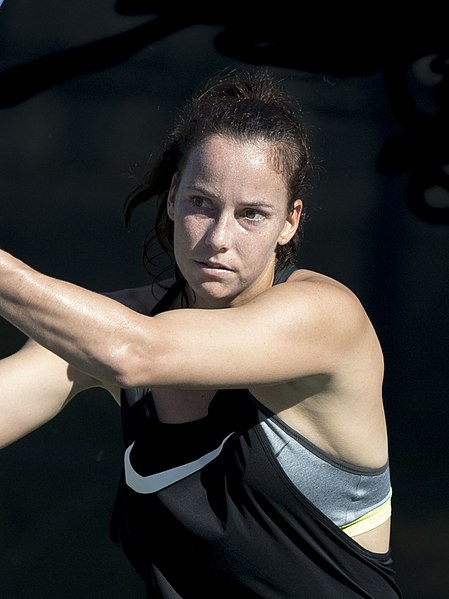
[[192, 282, 239, 308]]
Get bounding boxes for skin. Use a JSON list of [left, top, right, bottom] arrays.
[[166, 138, 301, 309], [0, 135, 390, 552]]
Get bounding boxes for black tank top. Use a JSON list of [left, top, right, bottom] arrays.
[[110, 267, 402, 598]]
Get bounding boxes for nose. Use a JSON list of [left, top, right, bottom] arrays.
[[205, 212, 233, 253]]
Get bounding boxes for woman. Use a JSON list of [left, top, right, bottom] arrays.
[[0, 67, 402, 597]]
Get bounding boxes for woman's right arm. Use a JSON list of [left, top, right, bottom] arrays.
[[0, 338, 110, 448], [0, 280, 162, 449]]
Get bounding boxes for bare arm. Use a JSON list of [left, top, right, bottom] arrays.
[[0, 267, 159, 449], [0, 338, 106, 448], [0, 249, 371, 391]]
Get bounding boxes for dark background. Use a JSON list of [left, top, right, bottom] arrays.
[[1, 2, 448, 597]]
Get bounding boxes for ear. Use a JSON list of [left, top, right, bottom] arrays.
[[167, 174, 179, 221], [277, 199, 303, 245]]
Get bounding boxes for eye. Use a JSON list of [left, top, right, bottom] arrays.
[[242, 208, 265, 221], [191, 196, 204, 208], [190, 196, 211, 211], [185, 196, 208, 214]]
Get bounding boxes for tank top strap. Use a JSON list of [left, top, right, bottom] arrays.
[[150, 278, 183, 316], [273, 263, 297, 285]]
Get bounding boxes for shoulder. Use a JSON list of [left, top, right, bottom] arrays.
[[286, 268, 359, 298], [266, 268, 380, 359], [272, 268, 369, 325], [102, 278, 176, 315]]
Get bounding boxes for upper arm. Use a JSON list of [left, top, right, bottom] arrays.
[[0, 338, 105, 448], [117, 277, 373, 389]]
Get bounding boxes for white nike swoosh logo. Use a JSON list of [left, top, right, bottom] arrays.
[[124, 432, 234, 494]]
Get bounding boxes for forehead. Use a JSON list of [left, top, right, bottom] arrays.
[[181, 135, 286, 184]]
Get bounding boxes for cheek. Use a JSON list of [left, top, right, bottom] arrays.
[[238, 229, 278, 260], [175, 215, 206, 245]]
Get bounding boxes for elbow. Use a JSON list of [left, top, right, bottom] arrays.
[[99, 319, 164, 389], [105, 342, 152, 389]]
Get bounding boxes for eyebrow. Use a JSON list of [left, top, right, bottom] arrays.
[[243, 200, 276, 208], [186, 186, 276, 209]]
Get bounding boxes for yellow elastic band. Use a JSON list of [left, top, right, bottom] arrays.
[[340, 496, 392, 538]]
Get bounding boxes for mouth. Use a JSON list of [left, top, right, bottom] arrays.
[[195, 260, 234, 273]]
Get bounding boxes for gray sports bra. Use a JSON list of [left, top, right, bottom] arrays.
[[260, 414, 392, 535]]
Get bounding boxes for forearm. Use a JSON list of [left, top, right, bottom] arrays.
[[0, 249, 143, 384]]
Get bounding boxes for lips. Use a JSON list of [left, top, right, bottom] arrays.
[[196, 260, 233, 272]]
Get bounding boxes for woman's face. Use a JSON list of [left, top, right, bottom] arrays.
[[167, 135, 302, 308]]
